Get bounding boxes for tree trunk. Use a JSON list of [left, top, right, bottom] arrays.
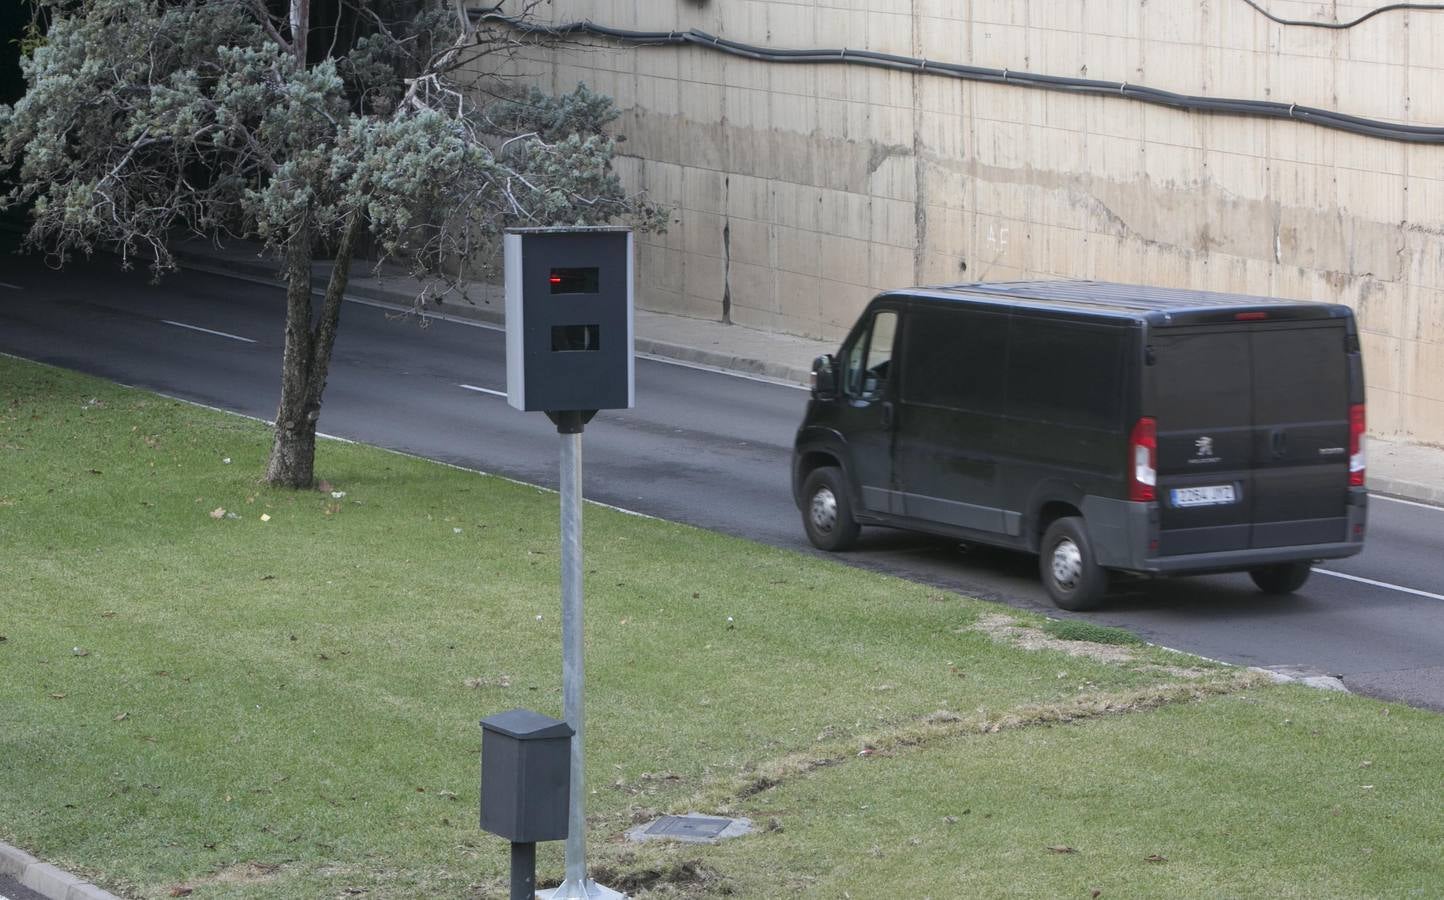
[[264, 211, 364, 488]]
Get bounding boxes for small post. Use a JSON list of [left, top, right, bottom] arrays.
[[510, 841, 537, 900]]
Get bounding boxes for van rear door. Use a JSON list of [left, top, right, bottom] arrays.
[[1150, 320, 1352, 556], [1151, 329, 1254, 555], [1249, 323, 1351, 547]]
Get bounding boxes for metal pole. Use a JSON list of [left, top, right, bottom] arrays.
[[540, 422, 623, 900], [560, 428, 586, 886]]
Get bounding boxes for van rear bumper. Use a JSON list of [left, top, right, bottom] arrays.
[[1084, 491, 1367, 576], [1128, 540, 1364, 575]]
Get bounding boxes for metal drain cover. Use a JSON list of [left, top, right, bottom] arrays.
[[627, 813, 753, 844]]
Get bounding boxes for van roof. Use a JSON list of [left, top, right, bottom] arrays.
[[886, 280, 1351, 326]]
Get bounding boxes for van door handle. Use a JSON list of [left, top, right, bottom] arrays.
[[1270, 429, 1288, 458], [881, 401, 894, 428]]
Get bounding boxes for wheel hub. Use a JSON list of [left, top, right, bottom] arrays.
[[1051, 538, 1083, 589], [810, 487, 838, 533]]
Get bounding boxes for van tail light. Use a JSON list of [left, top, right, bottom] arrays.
[[1349, 403, 1366, 487], [1129, 416, 1157, 502]]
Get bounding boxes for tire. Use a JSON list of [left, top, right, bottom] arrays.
[[1039, 516, 1108, 611], [801, 467, 860, 551], [1249, 561, 1312, 595]]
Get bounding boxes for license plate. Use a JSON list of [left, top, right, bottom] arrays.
[[1170, 485, 1237, 508]]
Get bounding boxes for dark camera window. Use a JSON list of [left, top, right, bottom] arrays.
[[549, 267, 599, 294], [551, 324, 600, 352]]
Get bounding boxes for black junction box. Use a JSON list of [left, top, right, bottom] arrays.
[[479, 708, 573, 843]]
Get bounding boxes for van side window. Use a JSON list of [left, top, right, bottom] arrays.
[[844, 310, 897, 400], [1007, 318, 1126, 429], [900, 307, 1008, 412]]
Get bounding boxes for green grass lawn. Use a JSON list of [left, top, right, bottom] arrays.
[[2, 355, 1441, 899]]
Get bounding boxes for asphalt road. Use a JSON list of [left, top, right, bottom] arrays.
[[0, 873, 46, 900], [4, 252, 1444, 711]]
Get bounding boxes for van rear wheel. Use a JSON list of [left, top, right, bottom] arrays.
[[802, 467, 860, 551], [1249, 562, 1312, 594], [1040, 517, 1107, 611]]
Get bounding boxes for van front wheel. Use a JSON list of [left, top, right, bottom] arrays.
[[1249, 562, 1312, 594], [1040, 517, 1107, 611], [802, 467, 860, 551]]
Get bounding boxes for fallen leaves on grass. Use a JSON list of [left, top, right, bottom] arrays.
[[464, 675, 511, 689], [1145, 854, 1168, 863]]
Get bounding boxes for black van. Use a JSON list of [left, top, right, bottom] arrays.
[[792, 281, 1368, 610]]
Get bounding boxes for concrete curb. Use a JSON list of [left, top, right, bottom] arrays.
[[0, 841, 123, 900], [634, 335, 811, 384], [1368, 474, 1444, 506]]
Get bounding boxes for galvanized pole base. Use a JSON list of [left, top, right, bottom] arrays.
[[544, 419, 624, 900], [536, 878, 626, 900]]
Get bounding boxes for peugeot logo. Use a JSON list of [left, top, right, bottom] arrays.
[[1195, 436, 1214, 457]]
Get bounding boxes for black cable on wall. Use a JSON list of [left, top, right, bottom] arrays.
[[480, 13, 1444, 145], [1240, 0, 1444, 29]]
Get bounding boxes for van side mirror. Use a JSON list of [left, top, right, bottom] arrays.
[[811, 354, 837, 397]]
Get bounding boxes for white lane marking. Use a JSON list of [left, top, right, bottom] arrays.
[[0, 281, 22, 290], [162, 320, 256, 343], [459, 383, 507, 398], [1370, 493, 1443, 512], [1313, 568, 1444, 602]]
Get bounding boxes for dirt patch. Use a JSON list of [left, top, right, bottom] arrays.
[[170, 861, 282, 895], [588, 858, 729, 894], [971, 613, 1139, 663], [700, 673, 1265, 811]]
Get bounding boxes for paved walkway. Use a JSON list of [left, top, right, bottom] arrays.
[[174, 239, 1444, 506]]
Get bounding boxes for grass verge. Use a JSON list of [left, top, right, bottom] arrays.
[[2, 355, 1441, 898]]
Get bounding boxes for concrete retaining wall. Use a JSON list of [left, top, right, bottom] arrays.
[[505, 0, 1444, 445]]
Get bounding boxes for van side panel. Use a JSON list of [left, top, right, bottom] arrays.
[[996, 316, 1135, 535], [893, 304, 1010, 533]]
